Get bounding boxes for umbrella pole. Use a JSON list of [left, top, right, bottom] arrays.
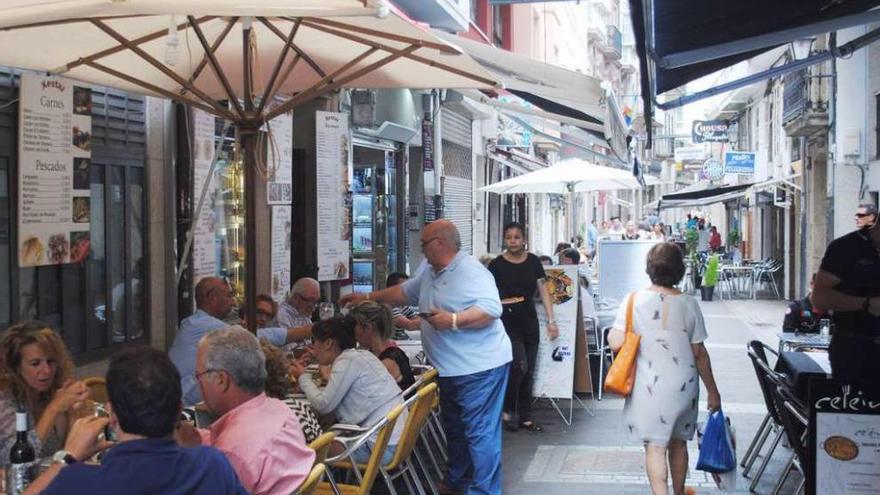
[[242, 20, 258, 333], [568, 183, 577, 246]]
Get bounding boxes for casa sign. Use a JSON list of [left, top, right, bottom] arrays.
[[692, 120, 731, 143]]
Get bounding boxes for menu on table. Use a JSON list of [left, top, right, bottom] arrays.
[[271, 205, 292, 302], [266, 112, 293, 205], [18, 73, 92, 267], [809, 378, 880, 494], [315, 111, 351, 282]]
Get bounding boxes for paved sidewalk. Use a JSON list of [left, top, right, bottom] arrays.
[[501, 298, 799, 494]]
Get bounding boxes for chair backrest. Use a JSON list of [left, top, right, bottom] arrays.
[[353, 404, 405, 495], [420, 367, 438, 384], [294, 463, 325, 495], [747, 344, 786, 425], [774, 386, 810, 473], [307, 432, 337, 465], [385, 382, 438, 470], [83, 376, 108, 404]]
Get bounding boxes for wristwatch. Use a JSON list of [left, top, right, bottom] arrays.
[[52, 450, 78, 466]]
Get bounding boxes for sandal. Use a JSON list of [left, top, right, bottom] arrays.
[[520, 421, 543, 432], [502, 412, 519, 432]]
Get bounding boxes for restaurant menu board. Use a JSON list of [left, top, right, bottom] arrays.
[[315, 111, 352, 282], [532, 266, 578, 399], [809, 378, 880, 494], [17, 73, 92, 267], [271, 206, 292, 302], [266, 112, 293, 205], [597, 239, 659, 305], [191, 108, 218, 284]]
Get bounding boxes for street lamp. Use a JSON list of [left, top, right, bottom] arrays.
[[790, 37, 815, 60]]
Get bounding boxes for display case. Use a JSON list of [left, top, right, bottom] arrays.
[[213, 145, 246, 301]]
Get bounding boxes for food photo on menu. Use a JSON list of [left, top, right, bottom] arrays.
[[47, 233, 69, 264], [72, 126, 91, 151], [69, 231, 90, 263], [72, 197, 90, 223], [20, 235, 44, 266], [73, 86, 92, 115], [73, 157, 90, 190]]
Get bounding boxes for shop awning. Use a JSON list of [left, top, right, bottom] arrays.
[[631, 0, 880, 145], [657, 183, 752, 210], [431, 30, 604, 125]]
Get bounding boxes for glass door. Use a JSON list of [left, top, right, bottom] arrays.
[[352, 143, 397, 292]]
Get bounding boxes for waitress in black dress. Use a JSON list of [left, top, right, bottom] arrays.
[[489, 222, 559, 431]]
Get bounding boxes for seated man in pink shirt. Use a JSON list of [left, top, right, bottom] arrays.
[[177, 326, 315, 494]]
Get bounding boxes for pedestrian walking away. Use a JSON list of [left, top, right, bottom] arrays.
[[340, 219, 512, 495]]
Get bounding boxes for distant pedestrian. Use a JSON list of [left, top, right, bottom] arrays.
[[608, 243, 721, 495], [554, 242, 571, 255], [539, 255, 553, 266], [559, 247, 580, 265], [813, 209, 880, 382], [488, 222, 559, 433], [587, 220, 599, 256], [623, 221, 641, 240], [708, 226, 722, 252]]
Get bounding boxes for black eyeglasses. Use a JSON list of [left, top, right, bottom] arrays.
[[420, 236, 440, 248], [193, 369, 221, 381]]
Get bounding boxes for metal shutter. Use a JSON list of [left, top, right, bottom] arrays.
[[443, 175, 472, 254]]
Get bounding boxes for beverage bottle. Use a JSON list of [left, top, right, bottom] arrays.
[[819, 318, 831, 337], [6, 409, 35, 494]]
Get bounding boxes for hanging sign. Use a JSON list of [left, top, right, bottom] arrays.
[[808, 378, 880, 494], [701, 158, 725, 181], [533, 266, 579, 400], [724, 151, 756, 175], [271, 205, 292, 302], [18, 73, 92, 267], [691, 120, 730, 143], [191, 108, 219, 285], [315, 111, 352, 281], [266, 111, 293, 205]]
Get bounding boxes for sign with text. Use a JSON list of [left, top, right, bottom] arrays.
[[271, 206, 292, 302], [724, 151, 756, 175], [18, 73, 92, 267], [808, 378, 880, 494], [674, 145, 706, 162], [691, 120, 730, 143], [191, 108, 218, 285], [701, 158, 725, 181], [315, 111, 352, 282], [533, 265, 579, 400], [266, 112, 293, 205]]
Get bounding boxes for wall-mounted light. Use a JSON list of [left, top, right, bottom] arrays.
[[790, 37, 815, 60]]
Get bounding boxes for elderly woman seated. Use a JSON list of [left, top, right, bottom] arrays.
[[290, 316, 407, 465]]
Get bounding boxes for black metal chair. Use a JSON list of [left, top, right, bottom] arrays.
[[770, 385, 808, 495], [746, 342, 791, 493], [742, 341, 779, 473]]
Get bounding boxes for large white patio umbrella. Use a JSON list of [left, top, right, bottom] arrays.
[[0, 0, 499, 329], [480, 159, 643, 242]]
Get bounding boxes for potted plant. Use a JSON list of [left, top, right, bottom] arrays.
[[685, 229, 701, 290], [701, 254, 720, 301], [727, 229, 741, 251]]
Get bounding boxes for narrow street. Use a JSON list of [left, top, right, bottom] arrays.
[[502, 298, 796, 494]]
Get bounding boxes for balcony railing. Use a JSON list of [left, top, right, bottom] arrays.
[[605, 25, 622, 60], [782, 69, 829, 137]]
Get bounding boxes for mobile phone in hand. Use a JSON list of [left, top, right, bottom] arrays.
[[418, 312, 435, 319]]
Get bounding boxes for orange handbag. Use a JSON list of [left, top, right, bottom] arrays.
[[603, 293, 641, 396]]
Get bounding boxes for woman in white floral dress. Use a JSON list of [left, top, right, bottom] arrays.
[[609, 243, 722, 495]]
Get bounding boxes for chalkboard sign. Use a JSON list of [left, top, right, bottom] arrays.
[[596, 239, 659, 305], [808, 378, 880, 494]]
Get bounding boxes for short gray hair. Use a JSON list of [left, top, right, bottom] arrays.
[[200, 326, 266, 394], [288, 277, 319, 303]]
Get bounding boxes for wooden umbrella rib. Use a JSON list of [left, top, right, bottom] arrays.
[[187, 17, 238, 90], [302, 17, 458, 54], [265, 53, 301, 105], [258, 17, 326, 78], [299, 19, 498, 88], [187, 16, 244, 119], [89, 19, 233, 120], [266, 44, 419, 121], [60, 16, 214, 73], [256, 17, 302, 116], [0, 14, 147, 32], [84, 60, 229, 119]]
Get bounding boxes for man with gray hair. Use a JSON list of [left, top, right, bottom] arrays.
[[176, 326, 315, 494], [341, 219, 512, 495], [277, 277, 319, 353]]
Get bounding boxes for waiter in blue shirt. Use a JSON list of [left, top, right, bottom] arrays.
[[341, 219, 512, 495]]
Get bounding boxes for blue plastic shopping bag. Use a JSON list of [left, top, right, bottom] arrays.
[[696, 409, 736, 474]]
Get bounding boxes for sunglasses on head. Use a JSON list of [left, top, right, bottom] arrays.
[[855, 213, 874, 218]]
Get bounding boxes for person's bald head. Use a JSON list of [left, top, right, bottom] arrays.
[[421, 220, 460, 270], [194, 277, 235, 319]]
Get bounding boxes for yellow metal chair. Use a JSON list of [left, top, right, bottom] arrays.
[[293, 463, 325, 495], [314, 404, 405, 495], [308, 432, 337, 465], [335, 383, 439, 495]]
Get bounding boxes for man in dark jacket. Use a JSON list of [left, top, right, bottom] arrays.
[[783, 275, 831, 333]]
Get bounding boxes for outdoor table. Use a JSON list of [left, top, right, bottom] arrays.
[[777, 332, 831, 353], [775, 351, 831, 402], [718, 265, 755, 300]]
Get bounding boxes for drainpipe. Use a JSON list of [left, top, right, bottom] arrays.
[[828, 33, 837, 243]]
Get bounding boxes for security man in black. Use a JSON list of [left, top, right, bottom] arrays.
[[814, 218, 880, 382]]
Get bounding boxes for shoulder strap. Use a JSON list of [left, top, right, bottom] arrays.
[[625, 292, 635, 334]]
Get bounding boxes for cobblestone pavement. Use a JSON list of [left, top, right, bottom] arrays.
[[501, 297, 802, 494]]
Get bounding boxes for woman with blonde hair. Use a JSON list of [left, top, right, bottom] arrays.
[[0, 321, 89, 466], [348, 300, 415, 392]]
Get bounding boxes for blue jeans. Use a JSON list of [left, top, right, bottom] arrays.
[[438, 363, 510, 495], [351, 442, 396, 465]]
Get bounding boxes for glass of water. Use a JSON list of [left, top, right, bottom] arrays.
[[819, 318, 831, 336]]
